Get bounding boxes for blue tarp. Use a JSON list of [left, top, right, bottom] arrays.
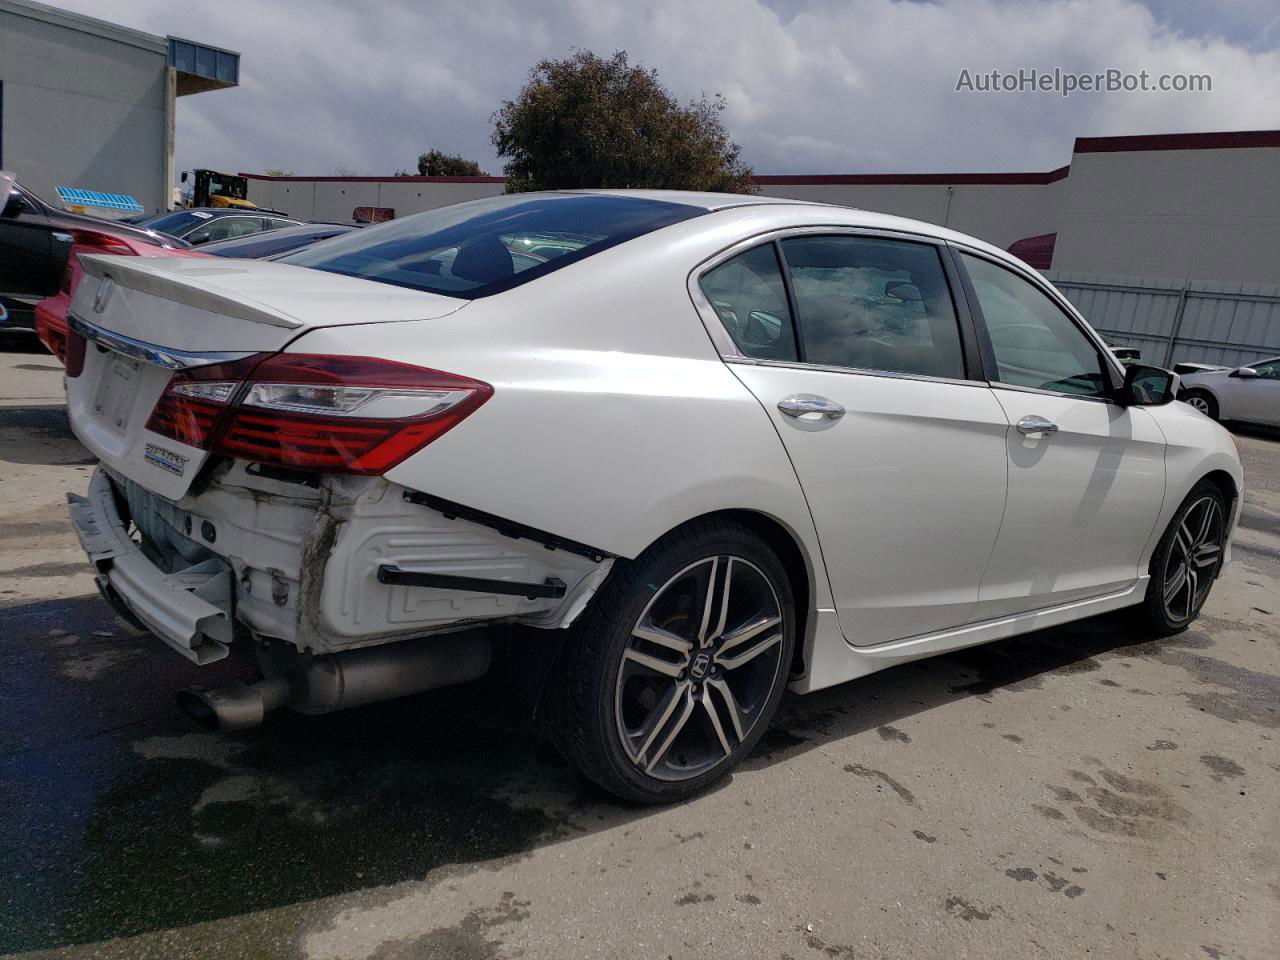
[[55, 187, 144, 214]]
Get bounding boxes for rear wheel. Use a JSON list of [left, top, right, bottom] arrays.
[[1139, 481, 1227, 635], [554, 519, 795, 804], [1182, 389, 1219, 420]]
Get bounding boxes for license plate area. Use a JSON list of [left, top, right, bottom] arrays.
[[92, 352, 143, 433]]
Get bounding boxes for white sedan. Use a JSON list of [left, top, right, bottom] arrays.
[[1180, 357, 1280, 427], [63, 191, 1241, 803]]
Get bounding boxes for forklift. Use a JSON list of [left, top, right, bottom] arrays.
[[180, 169, 258, 209]]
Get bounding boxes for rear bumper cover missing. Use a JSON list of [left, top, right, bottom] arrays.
[[68, 469, 233, 664]]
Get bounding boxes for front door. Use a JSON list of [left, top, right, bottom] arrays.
[[956, 250, 1167, 618], [1225, 358, 1280, 425], [699, 234, 1009, 647]]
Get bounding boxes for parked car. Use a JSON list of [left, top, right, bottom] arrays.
[[63, 191, 1241, 804], [1109, 345, 1142, 365], [1180, 357, 1280, 427], [131, 207, 303, 246], [35, 233, 207, 362], [1174, 361, 1227, 376], [0, 172, 187, 330], [200, 222, 360, 259]]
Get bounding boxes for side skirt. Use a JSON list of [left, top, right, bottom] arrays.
[[790, 580, 1146, 694]]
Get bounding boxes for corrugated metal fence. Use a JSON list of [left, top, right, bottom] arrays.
[[1045, 271, 1280, 368]]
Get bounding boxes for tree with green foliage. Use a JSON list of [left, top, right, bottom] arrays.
[[416, 149, 486, 177], [491, 50, 754, 194]]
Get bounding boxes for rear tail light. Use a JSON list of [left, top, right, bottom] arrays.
[[146, 354, 492, 475], [65, 330, 87, 378]]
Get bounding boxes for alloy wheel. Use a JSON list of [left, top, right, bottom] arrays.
[[614, 556, 785, 782], [1162, 495, 1224, 622], [1185, 395, 1212, 416]]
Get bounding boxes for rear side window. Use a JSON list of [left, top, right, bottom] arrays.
[[282, 194, 705, 299], [781, 236, 965, 380], [699, 244, 798, 361]]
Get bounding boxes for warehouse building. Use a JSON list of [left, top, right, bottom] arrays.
[[243, 129, 1280, 286], [243, 130, 1280, 366], [0, 0, 238, 214]]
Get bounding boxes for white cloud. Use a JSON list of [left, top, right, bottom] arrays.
[[54, 0, 1280, 177]]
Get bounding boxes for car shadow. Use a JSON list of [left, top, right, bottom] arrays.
[[0, 330, 50, 355], [0, 589, 1207, 953], [0, 404, 96, 467]]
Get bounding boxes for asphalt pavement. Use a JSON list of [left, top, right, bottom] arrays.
[[1, 337, 1277, 960]]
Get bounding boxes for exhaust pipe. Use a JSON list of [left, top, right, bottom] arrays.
[[178, 677, 290, 732], [179, 632, 491, 731]]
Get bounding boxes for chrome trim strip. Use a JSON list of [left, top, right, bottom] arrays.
[[68, 313, 256, 370], [686, 225, 983, 384], [725, 356, 988, 389]]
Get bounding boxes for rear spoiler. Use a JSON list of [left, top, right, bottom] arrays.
[[78, 254, 303, 329]]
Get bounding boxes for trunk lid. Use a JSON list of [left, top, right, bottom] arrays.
[[66, 255, 467, 499]]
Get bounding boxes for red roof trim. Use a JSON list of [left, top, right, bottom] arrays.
[[243, 167, 1073, 187], [1073, 130, 1280, 154], [753, 166, 1070, 186], [240, 173, 508, 183]]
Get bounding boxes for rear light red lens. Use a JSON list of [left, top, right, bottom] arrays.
[[65, 330, 87, 378], [71, 229, 149, 256], [145, 354, 491, 475]]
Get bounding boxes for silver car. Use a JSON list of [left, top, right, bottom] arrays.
[[1180, 356, 1280, 427]]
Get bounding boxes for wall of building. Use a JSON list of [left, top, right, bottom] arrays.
[[242, 131, 1280, 289], [246, 176, 506, 220], [1052, 142, 1280, 283], [244, 173, 1066, 249], [0, 0, 170, 213], [755, 177, 1066, 250]]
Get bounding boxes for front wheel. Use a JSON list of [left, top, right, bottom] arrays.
[[554, 519, 796, 804], [1182, 389, 1219, 420], [1139, 481, 1227, 635]]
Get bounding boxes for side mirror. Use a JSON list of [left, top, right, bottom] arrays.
[[181, 171, 189, 183], [1120, 363, 1178, 406], [884, 281, 922, 302], [1229, 366, 1259, 379]]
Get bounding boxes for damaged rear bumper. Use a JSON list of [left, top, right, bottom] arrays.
[[68, 465, 615, 661], [68, 469, 234, 664]]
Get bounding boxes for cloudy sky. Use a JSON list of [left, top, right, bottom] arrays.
[[57, 0, 1280, 177]]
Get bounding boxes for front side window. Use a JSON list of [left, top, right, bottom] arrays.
[[961, 253, 1109, 398], [780, 235, 965, 379], [282, 194, 704, 299], [698, 244, 798, 361], [1251, 357, 1280, 379]]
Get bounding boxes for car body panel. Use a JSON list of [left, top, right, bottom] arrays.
[[978, 390, 1167, 617], [58, 192, 1243, 700], [730, 362, 1009, 646]]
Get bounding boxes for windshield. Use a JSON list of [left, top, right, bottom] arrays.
[[280, 193, 705, 298], [136, 210, 213, 236]]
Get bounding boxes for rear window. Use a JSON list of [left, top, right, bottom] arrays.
[[280, 194, 705, 299]]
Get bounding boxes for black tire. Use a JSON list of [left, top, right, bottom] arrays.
[[553, 518, 796, 804], [1138, 480, 1227, 635], [1181, 389, 1219, 421]]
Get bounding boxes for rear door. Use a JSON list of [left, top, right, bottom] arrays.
[[702, 232, 1010, 647], [954, 249, 1167, 616]]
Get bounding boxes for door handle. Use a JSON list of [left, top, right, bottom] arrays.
[[1016, 415, 1059, 436], [778, 394, 845, 421]]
